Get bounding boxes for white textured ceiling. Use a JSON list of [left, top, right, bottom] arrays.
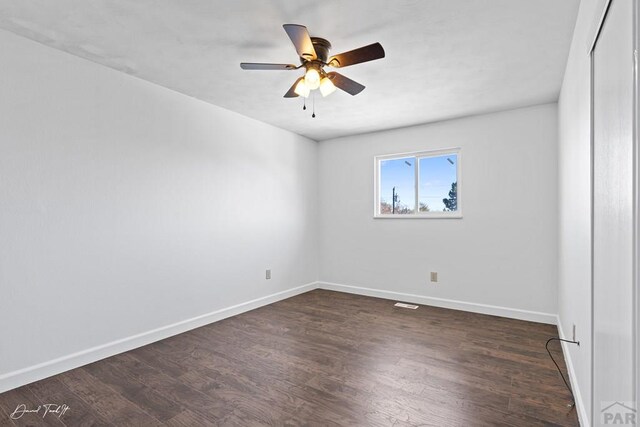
[[0, 1, 578, 141]]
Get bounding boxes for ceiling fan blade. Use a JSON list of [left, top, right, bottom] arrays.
[[327, 72, 365, 95], [240, 63, 297, 70], [283, 24, 317, 60], [284, 77, 303, 98], [328, 42, 385, 68]]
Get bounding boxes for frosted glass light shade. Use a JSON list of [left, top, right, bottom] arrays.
[[294, 79, 310, 97], [304, 68, 321, 90], [319, 77, 336, 97]]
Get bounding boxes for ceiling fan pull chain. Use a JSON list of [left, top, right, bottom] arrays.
[[312, 93, 316, 118], [303, 97, 306, 110]]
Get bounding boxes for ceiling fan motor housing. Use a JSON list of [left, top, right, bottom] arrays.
[[308, 37, 332, 63]]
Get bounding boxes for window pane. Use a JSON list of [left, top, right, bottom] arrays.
[[379, 157, 415, 214], [418, 154, 458, 212]]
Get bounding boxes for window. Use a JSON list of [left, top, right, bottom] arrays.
[[374, 148, 461, 218]]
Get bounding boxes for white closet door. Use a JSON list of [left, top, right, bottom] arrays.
[[592, 0, 636, 423]]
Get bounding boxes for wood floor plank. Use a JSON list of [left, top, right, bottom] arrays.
[[0, 289, 579, 426], [110, 352, 234, 424], [0, 400, 16, 427], [27, 377, 111, 427], [83, 359, 182, 422], [57, 368, 163, 426], [163, 408, 220, 427], [127, 345, 190, 378], [0, 385, 64, 426]]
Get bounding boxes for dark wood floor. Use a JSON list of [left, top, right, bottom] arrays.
[[0, 289, 579, 426]]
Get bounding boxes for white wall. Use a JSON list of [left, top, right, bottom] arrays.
[[557, 0, 608, 424], [0, 30, 318, 389], [318, 104, 559, 319]]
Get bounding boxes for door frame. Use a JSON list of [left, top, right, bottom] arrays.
[[634, 0, 639, 414], [633, 0, 640, 410]]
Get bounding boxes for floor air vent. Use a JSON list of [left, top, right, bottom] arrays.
[[394, 302, 419, 309]]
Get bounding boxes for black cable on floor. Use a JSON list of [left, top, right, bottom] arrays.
[[545, 337, 579, 407]]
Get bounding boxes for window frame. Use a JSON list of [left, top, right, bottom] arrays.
[[374, 148, 462, 219]]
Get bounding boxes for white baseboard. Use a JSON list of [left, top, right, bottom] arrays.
[[0, 281, 319, 394], [318, 281, 557, 325], [557, 317, 589, 427], [1, 280, 560, 394]]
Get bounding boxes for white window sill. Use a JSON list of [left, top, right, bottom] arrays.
[[374, 213, 463, 219]]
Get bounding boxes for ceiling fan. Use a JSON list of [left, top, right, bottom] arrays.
[[240, 24, 385, 99]]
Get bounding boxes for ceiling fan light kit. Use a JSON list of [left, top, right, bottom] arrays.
[[241, 24, 385, 117]]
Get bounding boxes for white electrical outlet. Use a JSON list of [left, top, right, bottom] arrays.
[[430, 272, 438, 282], [266, 269, 271, 280]]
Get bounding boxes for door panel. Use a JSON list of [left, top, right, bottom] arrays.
[[592, 0, 635, 423]]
